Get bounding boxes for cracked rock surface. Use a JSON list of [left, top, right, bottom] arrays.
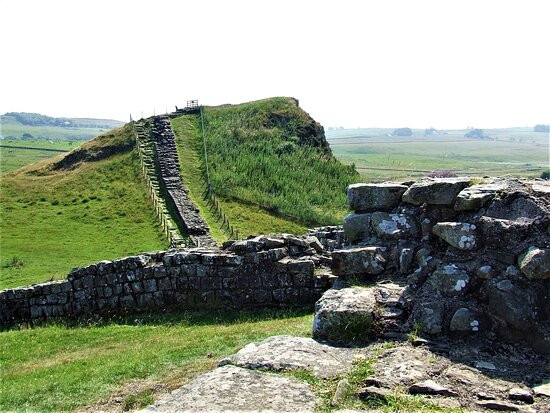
[[138, 365, 316, 413], [223, 335, 359, 378]]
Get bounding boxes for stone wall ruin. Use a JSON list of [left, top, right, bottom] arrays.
[[314, 178, 550, 353], [0, 235, 336, 327]]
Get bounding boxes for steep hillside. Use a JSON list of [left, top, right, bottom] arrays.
[[171, 97, 360, 240], [0, 124, 167, 289]]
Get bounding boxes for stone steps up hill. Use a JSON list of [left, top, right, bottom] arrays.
[[134, 120, 185, 247], [151, 116, 217, 248]]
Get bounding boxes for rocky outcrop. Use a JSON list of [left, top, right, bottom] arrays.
[[331, 178, 550, 353], [138, 365, 317, 413], [221, 335, 358, 378]]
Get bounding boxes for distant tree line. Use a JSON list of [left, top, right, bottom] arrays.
[[392, 127, 412, 136], [464, 129, 486, 139], [4, 112, 114, 129], [534, 124, 549, 133]]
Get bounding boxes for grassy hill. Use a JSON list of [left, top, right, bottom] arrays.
[[171, 97, 360, 241], [0, 124, 167, 289]]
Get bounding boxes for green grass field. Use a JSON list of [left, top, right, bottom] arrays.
[[0, 127, 167, 290], [1, 113, 123, 172], [1, 113, 123, 141], [0, 140, 76, 173], [0, 310, 312, 412], [327, 128, 549, 182]]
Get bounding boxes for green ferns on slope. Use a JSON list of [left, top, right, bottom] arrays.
[[199, 98, 360, 226]]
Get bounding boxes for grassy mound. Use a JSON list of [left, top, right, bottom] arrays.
[[0, 125, 167, 289], [171, 97, 359, 240]]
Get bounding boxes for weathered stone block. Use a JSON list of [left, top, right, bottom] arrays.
[[120, 295, 136, 309], [158, 277, 172, 291], [331, 247, 386, 277], [201, 277, 222, 290], [343, 213, 371, 242], [292, 272, 313, 288], [137, 293, 155, 308], [432, 222, 477, 250], [454, 182, 504, 211], [518, 246, 550, 280], [413, 301, 444, 334], [347, 183, 408, 211], [371, 212, 419, 239], [449, 308, 480, 333], [143, 279, 158, 293], [131, 282, 144, 294], [97, 260, 113, 275], [153, 266, 167, 278], [430, 265, 470, 297], [313, 287, 376, 343], [402, 178, 470, 205]]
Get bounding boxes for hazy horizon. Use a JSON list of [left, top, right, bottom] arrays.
[[1, 0, 549, 129]]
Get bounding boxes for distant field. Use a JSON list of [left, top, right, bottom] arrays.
[[327, 127, 549, 181], [0, 140, 76, 173], [0, 113, 124, 172]]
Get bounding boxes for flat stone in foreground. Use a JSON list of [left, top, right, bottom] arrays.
[[226, 335, 357, 378], [138, 365, 316, 413]]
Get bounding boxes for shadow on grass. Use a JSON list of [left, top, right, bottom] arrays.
[[12, 306, 314, 331]]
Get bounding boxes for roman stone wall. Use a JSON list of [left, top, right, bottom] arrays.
[[317, 178, 550, 353], [0, 235, 334, 327], [151, 116, 216, 248]]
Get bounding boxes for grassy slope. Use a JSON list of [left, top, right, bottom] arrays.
[[0, 124, 167, 289], [172, 98, 360, 240], [202, 98, 360, 226], [171, 115, 307, 242], [0, 310, 312, 412]]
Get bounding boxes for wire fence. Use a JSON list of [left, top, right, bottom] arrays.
[[199, 106, 240, 240]]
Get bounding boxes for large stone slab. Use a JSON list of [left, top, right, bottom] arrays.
[[347, 183, 408, 212], [331, 247, 386, 277], [402, 178, 470, 205], [432, 222, 477, 250], [313, 287, 376, 343], [454, 182, 506, 211], [224, 335, 357, 378], [138, 365, 316, 413]]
